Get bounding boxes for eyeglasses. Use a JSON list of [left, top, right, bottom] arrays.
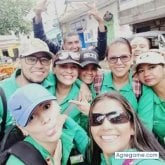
[[23, 56, 51, 66], [90, 111, 130, 126], [108, 55, 131, 64], [56, 51, 80, 61]]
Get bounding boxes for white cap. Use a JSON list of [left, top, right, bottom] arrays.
[[135, 51, 165, 71], [19, 38, 54, 58]]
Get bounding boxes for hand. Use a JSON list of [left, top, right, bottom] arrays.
[[53, 140, 62, 165], [33, 0, 49, 15], [84, 2, 105, 32], [69, 97, 90, 116], [79, 83, 92, 102]]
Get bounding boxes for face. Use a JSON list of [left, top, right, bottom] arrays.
[[131, 37, 150, 61], [79, 64, 98, 84], [63, 35, 81, 52], [90, 98, 134, 157], [137, 63, 164, 87], [19, 53, 51, 84], [107, 43, 133, 79], [53, 63, 79, 86], [24, 100, 62, 145]]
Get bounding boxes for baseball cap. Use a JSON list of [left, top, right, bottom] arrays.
[[53, 50, 81, 66], [135, 51, 165, 71], [8, 84, 56, 127], [19, 38, 54, 58], [80, 50, 101, 68]]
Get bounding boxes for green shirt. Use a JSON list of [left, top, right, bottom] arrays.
[[100, 71, 154, 131], [100, 149, 165, 165], [6, 117, 89, 165], [54, 76, 88, 131], [153, 92, 165, 146], [0, 69, 55, 129]]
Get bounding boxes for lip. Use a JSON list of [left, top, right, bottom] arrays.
[[46, 126, 57, 136], [101, 135, 119, 142]]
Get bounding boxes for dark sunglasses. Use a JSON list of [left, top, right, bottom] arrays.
[[90, 111, 130, 126]]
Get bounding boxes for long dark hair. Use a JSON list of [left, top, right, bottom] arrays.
[[88, 92, 165, 164]]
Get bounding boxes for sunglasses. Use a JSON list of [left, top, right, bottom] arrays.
[[90, 111, 130, 126], [57, 51, 80, 61]]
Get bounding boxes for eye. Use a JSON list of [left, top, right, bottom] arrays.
[[29, 114, 36, 122], [148, 65, 156, 70], [137, 68, 144, 74], [43, 103, 51, 110]]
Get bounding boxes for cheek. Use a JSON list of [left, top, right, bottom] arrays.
[[91, 127, 100, 141]]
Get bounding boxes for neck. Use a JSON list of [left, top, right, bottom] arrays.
[[41, 140, 58, 155], [112, 74, 129, 90], [16, 74, 31, 87], [56, 82, 71, 103], [153, 79, 165, 99]]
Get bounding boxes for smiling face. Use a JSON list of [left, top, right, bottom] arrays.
[[24, 100, 62, 145], [53, 63, 79, 86], [137, 63, 164, 87], [107, 43, 133, 79], [90, 98, 134, 157], [79, 64, 98, 84], [19, 53, 51, 84], [63, 34, 81, 52], [131, 37, 150, 61]]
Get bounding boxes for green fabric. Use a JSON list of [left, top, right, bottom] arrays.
[[153, 92, 165, 146], [54, 76, 88, 131], [6, 117, 89, 165], [100, 71, 154, 131], [0, 69, 55, 130], [100, 149, 165, 165]]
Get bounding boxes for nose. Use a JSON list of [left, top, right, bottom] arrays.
[[39, 113, 50, 125], [116, 57, 123, 64], [102, 118, 114, 130], [35, 59, 43, 67]]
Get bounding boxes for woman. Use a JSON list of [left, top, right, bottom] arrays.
[[96, 37, 154, 131], [135, 51, 165, 147], [79, 49, 101, 98], [89, 92, 165, 165], [7, 84, 89, 165], [51, 50, 89, 130]]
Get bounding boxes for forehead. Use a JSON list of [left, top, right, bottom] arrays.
[[131, 37, 149, 45], [109, 43, 131, 54], [64, 35, 80, 43], [27, 52, 49, 58], [92, 98, 124, 113]]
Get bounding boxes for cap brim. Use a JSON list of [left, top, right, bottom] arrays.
[[81, 61, 101, 68], [20, 95, 56, 127], [55, 59, 81, 66], [20, 51, 54, 58], [134, 60, 164, 72]]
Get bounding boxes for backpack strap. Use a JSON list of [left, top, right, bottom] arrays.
[[9, 141, 47, 165], [0, 87, 7, 141]]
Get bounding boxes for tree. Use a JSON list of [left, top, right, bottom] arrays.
[[0, 0, 34, 35]]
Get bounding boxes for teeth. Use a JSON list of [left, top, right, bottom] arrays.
[[101, 135, 118, 141]]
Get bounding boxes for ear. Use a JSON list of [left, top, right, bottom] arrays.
[[16, 58, 21, 69], [18, 126, 29, 136]]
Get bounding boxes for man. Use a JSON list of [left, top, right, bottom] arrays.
[[130, 36, 150, 62], [0, 38, 55, 129], [33, 0, 107, 60]]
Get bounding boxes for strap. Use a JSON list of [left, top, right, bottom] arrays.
[[122, 159, 134, 165], [9, 141, 47, 165], [0, 87, 7, 140]]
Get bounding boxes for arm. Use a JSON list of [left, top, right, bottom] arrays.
[[33, 0, 60, 54], [137, 85, 154, 131], [86, 3, 107, 61]]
